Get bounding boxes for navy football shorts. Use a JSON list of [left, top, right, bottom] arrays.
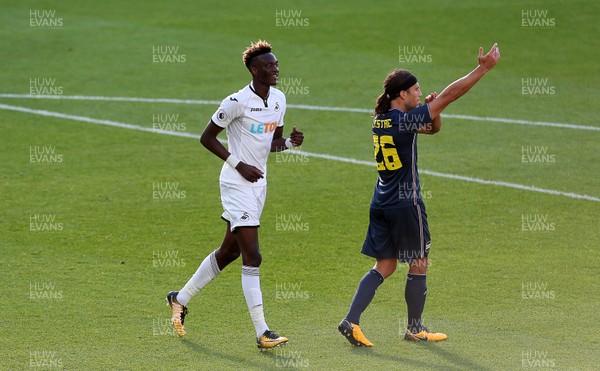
[[361, 203, 431, 262]]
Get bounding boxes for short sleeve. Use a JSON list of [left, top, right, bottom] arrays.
[[399, 104, 432, 133], [211, 95, 243, 128]]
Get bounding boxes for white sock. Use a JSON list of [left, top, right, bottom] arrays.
[[242, 265, 268, 337], [177, 251, 220, 306]]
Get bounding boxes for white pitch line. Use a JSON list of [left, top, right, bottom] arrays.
[[1, 102, 598, 202], [1, 93, 599, 132], [0, 103, 200, 139]]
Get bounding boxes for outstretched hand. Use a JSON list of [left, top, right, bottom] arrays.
[[478, 43, 500, 71], [289, 125, 304, 147]]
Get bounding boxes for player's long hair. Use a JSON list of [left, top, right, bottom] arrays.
[[373, 69, 413, 116], [243, 40, 272, 68]]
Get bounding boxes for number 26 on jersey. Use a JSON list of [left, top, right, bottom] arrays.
[[373, 134, 402, 170]]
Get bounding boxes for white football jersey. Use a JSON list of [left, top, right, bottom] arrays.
[[211, 82, 286, 186]]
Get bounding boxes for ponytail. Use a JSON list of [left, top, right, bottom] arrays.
[[372, 69, 417, 116], [373, 93, 391, 116]]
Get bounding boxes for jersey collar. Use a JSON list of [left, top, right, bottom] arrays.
[[249, 81, 270, 108]]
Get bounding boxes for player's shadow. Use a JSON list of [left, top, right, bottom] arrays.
[[181, 338, 274, 369], [409, 342, 492, 371], [344, 342, 490, 371], [347, 346, 432, 369]]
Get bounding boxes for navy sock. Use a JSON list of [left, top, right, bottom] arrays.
[[346, 269, 384, 325], [405, 274, 427, 333]]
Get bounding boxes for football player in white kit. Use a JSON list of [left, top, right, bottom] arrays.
[[166, 40, 304, 350]]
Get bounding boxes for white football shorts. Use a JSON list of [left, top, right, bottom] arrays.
[[220, 183, 267, 231]]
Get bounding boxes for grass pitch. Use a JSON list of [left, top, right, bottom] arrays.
[[1, 0, 599, 369]]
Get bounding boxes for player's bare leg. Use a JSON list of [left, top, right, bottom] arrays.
[[404, 257, 447, 342], [166, 223, 239, 336], [214, 223, 241, 269], [374, 258, 397, 278], [236, 226, 287, 350]]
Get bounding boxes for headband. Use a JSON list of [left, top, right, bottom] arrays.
[[397, 74, 418, 92], [385, 74, 418, 99]]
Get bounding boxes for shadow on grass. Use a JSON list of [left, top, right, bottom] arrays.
[[407, 341, 491, 371], [341, 341, 490, 371], [347, 346, 432, 369], [181, 338, 276, 370]]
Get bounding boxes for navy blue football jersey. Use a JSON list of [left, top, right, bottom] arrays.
[[370, 104, 432, 208]]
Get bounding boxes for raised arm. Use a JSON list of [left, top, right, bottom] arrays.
[[418, 92, 442, 135], [428, 43, 500, 119]]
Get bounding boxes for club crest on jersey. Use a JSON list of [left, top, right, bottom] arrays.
[[250, 121, 277, 134], [274, 102, 280, 112]]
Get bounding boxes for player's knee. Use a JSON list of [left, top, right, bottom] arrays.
[[408, 258, 428, 274], [380, 266, 396, 278], [242, 249, 262, 267], [224, 248, 241, 262], [375, 259, 397, 278], [214, 248, 240, 269], [216, 241, 241, 261]]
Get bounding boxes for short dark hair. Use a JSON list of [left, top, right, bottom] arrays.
[[243, 40, 272, 68]]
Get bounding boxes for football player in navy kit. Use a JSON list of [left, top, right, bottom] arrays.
[[167, 40, 303, 350], [339, 43, 500, 346]]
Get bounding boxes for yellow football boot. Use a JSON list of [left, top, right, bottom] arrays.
[[338, 319, 373, 347], [257, 330, 288, 350], [404, 326, 447, 342], [166, 291, 188, 337]]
